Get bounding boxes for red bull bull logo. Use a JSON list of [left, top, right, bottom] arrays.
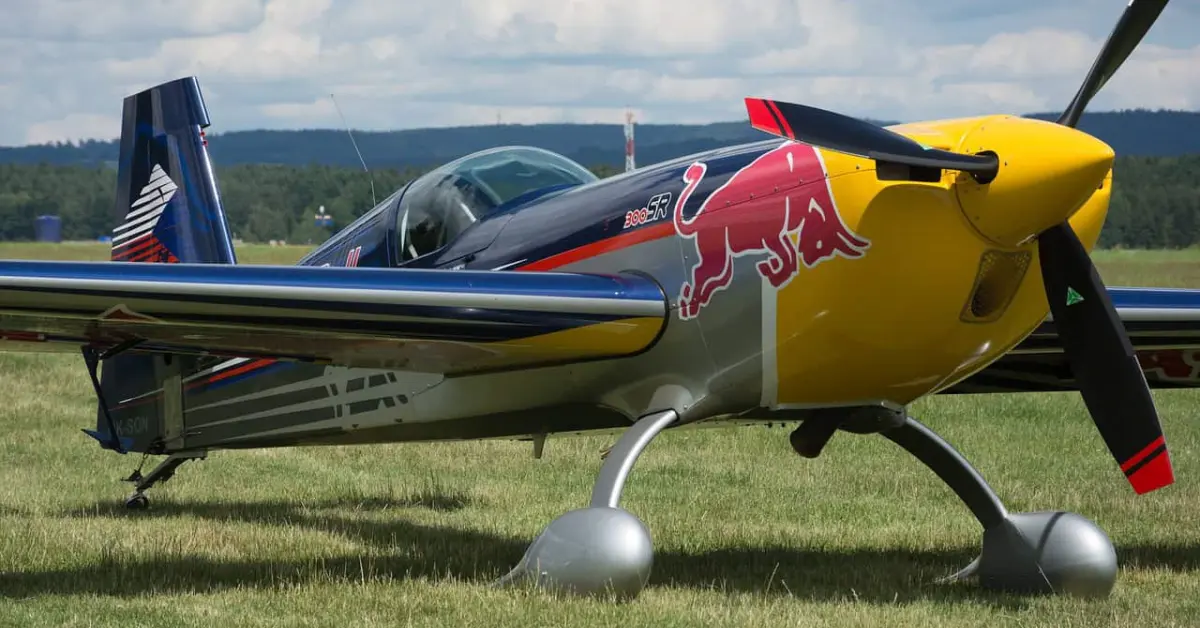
[[672, 141, 870, 320]]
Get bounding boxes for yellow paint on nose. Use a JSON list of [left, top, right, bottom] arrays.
[[766, 116, 1119, 408], [954, 116, 1115, 248]]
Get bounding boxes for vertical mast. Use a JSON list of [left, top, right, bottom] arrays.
[[624, 109, 636, 172]]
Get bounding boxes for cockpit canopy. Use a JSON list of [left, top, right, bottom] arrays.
[[396, 146, 598, 262]]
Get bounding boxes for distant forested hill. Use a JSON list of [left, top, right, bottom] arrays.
[[0, 108, 1194, 249], [0, 154, 1196, 249], [2, 109, 1197, 170]]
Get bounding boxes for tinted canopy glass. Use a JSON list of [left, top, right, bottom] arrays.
[[395, 146, 597, 262]]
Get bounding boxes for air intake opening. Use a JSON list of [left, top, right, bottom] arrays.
[[961, 249, 1031, 323]]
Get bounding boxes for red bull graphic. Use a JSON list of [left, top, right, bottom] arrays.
[[1138, 349, 1200, 383], [672, 141, 870, 320]]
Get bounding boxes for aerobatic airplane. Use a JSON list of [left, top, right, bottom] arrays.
[[0, 0, 1191, 601]]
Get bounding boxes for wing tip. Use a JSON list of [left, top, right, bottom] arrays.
[[1128, 449, 1174, 494]]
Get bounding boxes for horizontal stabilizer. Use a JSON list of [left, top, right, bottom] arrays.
[[0, 261, 667, 375], [945, 285, 1200, 493], [948, 286, 1200, 393]]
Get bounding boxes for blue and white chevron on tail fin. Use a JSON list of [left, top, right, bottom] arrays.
[[109, 76, 236, 265], [93, 76, 237, 453], [111, 164, 179, 257]]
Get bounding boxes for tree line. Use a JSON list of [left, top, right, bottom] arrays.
[[0, 157, 1194, 249], [5, 111, 1200, 170]]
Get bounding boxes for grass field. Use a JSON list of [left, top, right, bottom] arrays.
[[2, 243, 1200, 627]]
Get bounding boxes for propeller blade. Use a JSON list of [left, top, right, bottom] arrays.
[[1038, 222, 1173, 494], [1058, 0, 1169, 128], [744, 97, 1000, 180], [738, 1, 1174, 497], [1036, 0, 1172, 494]]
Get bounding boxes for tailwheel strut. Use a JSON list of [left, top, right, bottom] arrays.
[[123, 451, 207, 510], [79, 341, 207, 510]]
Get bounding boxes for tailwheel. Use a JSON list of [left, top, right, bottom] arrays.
[[118, 451, 208, 510], [124, 492, 150, 510]]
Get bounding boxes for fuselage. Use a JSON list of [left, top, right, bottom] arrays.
[[175, 114, 1115, 451]]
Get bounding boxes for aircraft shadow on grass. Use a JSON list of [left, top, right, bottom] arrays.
[[4, 493, 1198, 606]]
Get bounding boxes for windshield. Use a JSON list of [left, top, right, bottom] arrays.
[[396, 146, 597, 262]]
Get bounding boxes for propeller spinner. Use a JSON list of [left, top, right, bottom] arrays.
[[744, 0, 1174, 494]]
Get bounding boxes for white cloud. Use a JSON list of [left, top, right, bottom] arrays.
[[0, 0, 1195, 145], [1104, 44, 1200, 110], [933, 29, 1098, 80], [259, 99, 336, 120], [25, 113, 120, 145], [0, 1, 266, 42]]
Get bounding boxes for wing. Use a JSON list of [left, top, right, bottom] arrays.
[[946, 287, 1200, 393], [0, 260, 667, 375]]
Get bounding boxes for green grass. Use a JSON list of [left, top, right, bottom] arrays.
[[1, 242, 1200, 626]]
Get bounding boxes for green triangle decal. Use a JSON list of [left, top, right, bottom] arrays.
[[1066, 287, 1084, 306]]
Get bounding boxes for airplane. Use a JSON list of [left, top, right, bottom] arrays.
[[0, 0, 1191, 602]]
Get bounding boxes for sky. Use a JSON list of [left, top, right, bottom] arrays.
[[1, 0, 1197, 146]]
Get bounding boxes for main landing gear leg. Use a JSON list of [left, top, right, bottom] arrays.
[[123, 451, 207, 510], [495, 409, 677, 600], [883, 416, 1117, 597]]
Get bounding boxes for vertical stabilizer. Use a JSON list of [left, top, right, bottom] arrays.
[[109, 76, 236, 264], [90, 76, 235, 454]]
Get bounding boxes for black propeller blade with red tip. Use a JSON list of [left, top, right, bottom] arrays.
[[1038, 0, 1172, 494], [743, 0, 1173, 494], [1038, 223, 1172, 493]]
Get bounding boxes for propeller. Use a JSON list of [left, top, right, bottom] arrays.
[[1039, 0, 1172, 495], [744, 0, 1173, 494]]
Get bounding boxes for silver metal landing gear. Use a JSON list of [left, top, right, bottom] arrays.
[[123, 451, 207, 510], [495, 409, 677, 600], [884, 416, 1117, 598]]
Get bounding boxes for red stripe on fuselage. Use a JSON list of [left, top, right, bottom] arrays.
[[518, 222, 675, 271], [198, 358, 277, 388], [112, 358, 279, 410]]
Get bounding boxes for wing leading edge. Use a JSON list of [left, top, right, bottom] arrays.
[[0, 260, 668, 375], [947, 287, 1200, 393]]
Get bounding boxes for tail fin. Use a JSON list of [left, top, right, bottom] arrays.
[[109, 76, 236, 264], [89, 76, 234, 454]]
